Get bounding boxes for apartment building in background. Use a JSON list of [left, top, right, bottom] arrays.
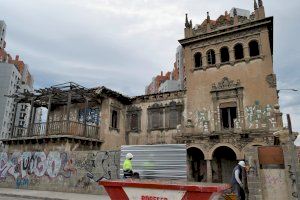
[[0, 21, 38, 139]]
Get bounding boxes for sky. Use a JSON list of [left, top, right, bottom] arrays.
[[0, 0, 300, 131]]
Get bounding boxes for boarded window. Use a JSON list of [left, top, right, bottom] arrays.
[[126, 107, 141, 132], [249, 40, 260, 57], [130, 113, 138, 130], [234, 44, 244, 60], [148, 107, 164, 130], [220, 47, 230, 63], [258, 146, 284, 169], [167, 102, 182, 129], [207, 49, 216, 65]]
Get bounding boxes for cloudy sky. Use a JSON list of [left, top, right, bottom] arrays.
[[1, 0, 299, 131]]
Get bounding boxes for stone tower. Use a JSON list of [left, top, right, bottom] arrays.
[[178, 0, 282, 182]]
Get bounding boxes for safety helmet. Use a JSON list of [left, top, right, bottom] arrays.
[[126, 153, 133, 159], [238, 161, 246, 168]]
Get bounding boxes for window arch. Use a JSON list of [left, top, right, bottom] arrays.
[[249, 40, 260, 57], [220, 47, 230, 63], [194, 52, 202, 68], [234, 43, 244, 60], [207, 49, 216, 65]]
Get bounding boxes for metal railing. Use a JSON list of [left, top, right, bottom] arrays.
[[12, 121, 99, 139]]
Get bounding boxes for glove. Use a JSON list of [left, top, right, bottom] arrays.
[[239, 183, 244, 188]]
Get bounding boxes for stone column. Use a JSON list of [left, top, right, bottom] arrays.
[[244, 44, 250, 62], [206, 160, 212, 182]]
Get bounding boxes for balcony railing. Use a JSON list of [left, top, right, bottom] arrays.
[[12, 121, 99, 140]]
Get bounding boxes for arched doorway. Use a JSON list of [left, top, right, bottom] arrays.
[[187, 147, 206, 182], [212, 146, 237, 183]]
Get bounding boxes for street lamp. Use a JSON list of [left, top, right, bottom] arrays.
[[277, 88, 298, 93]]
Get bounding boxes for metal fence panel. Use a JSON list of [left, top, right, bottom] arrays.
[[120, 144, 187, 180]]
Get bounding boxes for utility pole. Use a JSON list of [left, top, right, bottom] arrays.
[[287, 114, 300, 199]]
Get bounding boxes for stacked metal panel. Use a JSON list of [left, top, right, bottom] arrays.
[[120, 144, 187, 180]]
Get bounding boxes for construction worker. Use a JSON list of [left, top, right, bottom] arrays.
[[123, 153, 133, 178], [231, 161, 246, 200]]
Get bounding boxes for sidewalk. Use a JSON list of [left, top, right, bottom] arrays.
[[0, 188, 110, 200]]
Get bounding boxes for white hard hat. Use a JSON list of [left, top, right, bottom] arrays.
[[126, 153, 133, 159], [238, 161, 246, 168]]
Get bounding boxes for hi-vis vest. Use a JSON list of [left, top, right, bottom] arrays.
[[123, 159, 132, 171]]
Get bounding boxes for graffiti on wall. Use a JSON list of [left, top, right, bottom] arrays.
[[0, 152, 77, 180], [245, 102, 276, 129], [78, 108, 100, 125], [0, 151, 119, 191], [186, 101, 277, 133]]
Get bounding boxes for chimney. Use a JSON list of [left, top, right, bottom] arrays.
[[233, 8, 239, 25], [161, 71, 163, 76], [15, 55, 19, 61]]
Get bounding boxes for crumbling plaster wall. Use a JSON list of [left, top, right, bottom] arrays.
[[100, 98, 126, 150], [128, 93, 187, 145], [245, 146, 296, 200]]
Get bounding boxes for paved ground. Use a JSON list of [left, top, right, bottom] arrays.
[[0, 188, 110, 200]]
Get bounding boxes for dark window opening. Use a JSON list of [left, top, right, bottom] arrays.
[[207, 50, 216, 65], [194, 52, 202, 68], [220, 47, 230, 63], [220, 107, 237, 129], [111, 110, 118, 129], [249, 40, 260, 57], [234, 44, 244, 60]]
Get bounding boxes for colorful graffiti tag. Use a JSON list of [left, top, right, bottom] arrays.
[[0, 151, 76, 180]]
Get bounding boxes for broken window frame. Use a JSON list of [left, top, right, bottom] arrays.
[[110, 109, 119, 130], [220, 105, 237, 130], [194, 52, 202, 68], [207, 49, 216, 65]]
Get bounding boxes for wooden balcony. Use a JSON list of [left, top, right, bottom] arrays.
[[12, 121, 99, 140]]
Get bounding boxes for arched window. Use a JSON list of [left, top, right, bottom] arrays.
[[249, 40, 260, 57], [220, 47, 230, 63], [194, 52, 202, 68], [234, 44, 244, 60], [207, 49, 216, 65]]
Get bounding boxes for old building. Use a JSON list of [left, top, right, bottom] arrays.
[[3, 0, 283, 185]]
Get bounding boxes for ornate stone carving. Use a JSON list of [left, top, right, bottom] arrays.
[[266, 74, 276, 88], [211, 77, 242, 91]]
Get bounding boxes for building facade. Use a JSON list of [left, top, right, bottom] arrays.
[[0, 63, 21, 138], [0, 20, 6, 49], [4, 0, 283, 184]]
